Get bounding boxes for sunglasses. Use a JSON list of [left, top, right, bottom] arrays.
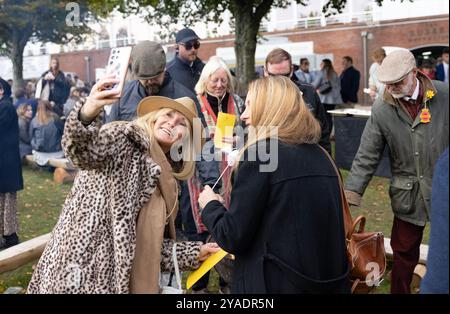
[[180, 40, 200, 50], [267, 71, 291, 78]]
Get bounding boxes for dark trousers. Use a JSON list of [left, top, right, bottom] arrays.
[[390, 217, 425, 294]]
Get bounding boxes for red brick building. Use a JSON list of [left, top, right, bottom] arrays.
[[55, 14, 448, 102]]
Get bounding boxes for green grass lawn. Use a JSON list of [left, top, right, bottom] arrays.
[[0, 165, 72, 293], [0, 165, 430, 294]]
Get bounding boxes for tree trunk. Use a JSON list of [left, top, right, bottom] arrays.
[[233, 7, 259, 97], [10, 43, 25, 92], [9, 27, 31, 92]]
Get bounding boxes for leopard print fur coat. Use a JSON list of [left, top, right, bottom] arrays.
[[27, 103, 201, 294]]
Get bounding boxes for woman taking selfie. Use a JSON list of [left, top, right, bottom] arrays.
[[28, 76, 219, 294], [199, 76, 350, 294]]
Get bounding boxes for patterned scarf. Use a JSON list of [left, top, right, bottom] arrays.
[[187, 93, 237, 233]]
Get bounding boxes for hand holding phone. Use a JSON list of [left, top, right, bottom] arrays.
[[81, 75, 121, 120], [104, 46, 132, 97]]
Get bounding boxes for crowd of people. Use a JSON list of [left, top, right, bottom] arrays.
[[0, 28, 448, 294], [0, 57, 92, 249]]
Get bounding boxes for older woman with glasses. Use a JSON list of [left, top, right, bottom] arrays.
[[178, 56, 245, 293]]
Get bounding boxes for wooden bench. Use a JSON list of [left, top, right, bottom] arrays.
[[384, 237, 429, 264], [25, 155, 78, 184], [0, 234, 432, 293], [0, 233, 50, 274]]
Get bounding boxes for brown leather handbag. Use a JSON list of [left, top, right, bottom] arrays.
[[320, 146, 386, 294]]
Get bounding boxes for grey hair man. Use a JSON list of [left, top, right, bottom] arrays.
[[344, 49, 449, 294]]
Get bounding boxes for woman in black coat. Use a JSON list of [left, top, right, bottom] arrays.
[[198, 76, 350, 294], [40, 57, 70, 114], [0, 79, 23, 249]]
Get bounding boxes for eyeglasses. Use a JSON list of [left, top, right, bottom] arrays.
[[267, 71, 291, 78], [180, 40, 200, 50]]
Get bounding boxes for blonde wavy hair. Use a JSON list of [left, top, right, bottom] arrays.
[[134, 108, 195, 180], [239, 75, 321, 164], [195, 56, 234, 95]]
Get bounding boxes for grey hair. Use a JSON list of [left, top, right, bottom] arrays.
[[195, 56, 234, 95]]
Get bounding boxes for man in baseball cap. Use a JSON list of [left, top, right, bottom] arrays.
[[344, 49, 449, 294], [166, 28, 205, 93]]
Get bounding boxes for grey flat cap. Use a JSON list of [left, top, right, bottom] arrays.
[[377, 49, 416, 84], [131, 41, 166, 80]]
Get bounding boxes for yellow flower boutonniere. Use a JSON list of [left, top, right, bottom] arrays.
[[426, 90, 436, 100], [420, 90, 435, 124]]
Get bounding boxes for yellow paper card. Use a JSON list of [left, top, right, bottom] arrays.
[[214, 112, 236, 150], [186, 249, 228, 289]]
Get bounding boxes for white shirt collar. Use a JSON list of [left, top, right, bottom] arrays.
[[404, 78, 420, 101]]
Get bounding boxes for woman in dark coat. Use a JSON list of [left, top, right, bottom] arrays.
[[0, 79, 23, 249], [40, 57, 70, 115], [199, 76, 350, 294]]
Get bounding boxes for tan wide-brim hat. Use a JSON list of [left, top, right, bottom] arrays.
[[137, 96, 204, 151], [377, 49, 417, 84]]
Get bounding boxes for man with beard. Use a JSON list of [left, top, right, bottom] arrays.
[[166, 28, 204, 93], [106, 41, 204, 124], [344, 49, 449, 294]]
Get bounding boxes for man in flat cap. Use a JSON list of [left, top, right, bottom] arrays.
[[344, 49, 449, 294], [166, 28, 205, 93], [106, 41, 204, 123]]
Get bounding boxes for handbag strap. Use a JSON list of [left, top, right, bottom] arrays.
[[316, 145, 354, 241], [172, 243, 182, 290]]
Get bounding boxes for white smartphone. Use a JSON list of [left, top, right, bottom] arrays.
[[105, 46, 132, 98]]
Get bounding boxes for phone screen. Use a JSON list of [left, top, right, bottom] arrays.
[[105, 46, 132, 98]]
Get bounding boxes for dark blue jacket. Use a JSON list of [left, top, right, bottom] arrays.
[[29, 116, 64, 153], [421, 148, 449, 294], [435, 63, 447, 82], [0, 94, 23, 193], [340, 66, 360, 103], [202, 141, 350, 293], [105, 72, 205, 127], [166, 55, 204, 93]]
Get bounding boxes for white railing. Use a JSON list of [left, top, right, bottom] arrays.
[[95, 36, 136, 50], [261, 10, 383, 32]]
